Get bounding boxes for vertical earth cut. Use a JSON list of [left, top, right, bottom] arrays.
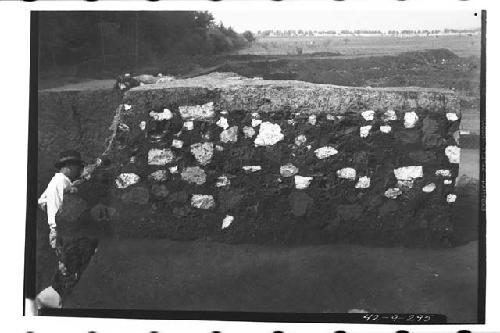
[[65, 73, 462, 246]]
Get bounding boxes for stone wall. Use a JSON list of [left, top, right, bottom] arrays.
[[78, 73, 462, 246]]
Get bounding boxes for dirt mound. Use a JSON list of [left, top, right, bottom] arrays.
[[216, 49, 478, 93]]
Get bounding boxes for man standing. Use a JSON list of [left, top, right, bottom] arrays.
[[36, 150, 100, 310]]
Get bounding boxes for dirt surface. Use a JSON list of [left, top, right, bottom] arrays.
[[64, 238, 478, 323], [39, 79, 116, 92]]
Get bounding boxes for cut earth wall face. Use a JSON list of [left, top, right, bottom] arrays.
[[38, 88, 122, 193], [77, 73, 462, 246]]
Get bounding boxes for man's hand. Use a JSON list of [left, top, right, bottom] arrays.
[[49, 228, 57, 249], [38, 202, 47, 212]]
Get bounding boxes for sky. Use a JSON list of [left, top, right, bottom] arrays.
[[210, 11, 481, 33]]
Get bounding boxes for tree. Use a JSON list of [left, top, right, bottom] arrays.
[[242, 30, 256, 43]]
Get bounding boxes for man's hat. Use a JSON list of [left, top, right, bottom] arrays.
[[54, 150, 85, 169]]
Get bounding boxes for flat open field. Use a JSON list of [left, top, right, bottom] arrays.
[[242, 35, 481, 58]]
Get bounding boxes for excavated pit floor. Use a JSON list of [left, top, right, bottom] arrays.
[[63, 238, 478, 323]]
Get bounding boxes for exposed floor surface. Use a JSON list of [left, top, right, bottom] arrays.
[[64, 238, 478, 323]]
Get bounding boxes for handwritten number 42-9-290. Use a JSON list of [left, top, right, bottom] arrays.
[[362, 314, 432, 322]]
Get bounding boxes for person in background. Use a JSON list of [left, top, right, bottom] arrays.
[[35, 150, 101, 310]]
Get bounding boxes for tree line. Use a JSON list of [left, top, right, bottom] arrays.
[[38, 11, 255, 73]]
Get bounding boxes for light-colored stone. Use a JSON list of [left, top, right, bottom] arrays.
[[190, 142, 214, 166], [191, 194, 215, 209], [355, 176, 371, 189], [179, 101, 215, 120], [169, 165, 178, 174], [181, 166, 207, 185], [361, 110, 375, 121], [183, 121, 194, 130], [148, 148, 175, 165], [435, 169, 452, 177], [422, 183, 436, 193], [295, 134, 307, 146], [295, 175, 313, 189], [394, 166, 423, 181], [380, 125, 391, 133], [216, 116, 229, 129], [337, 168, 356, 180], [115, 173, 140, 189], [149, 109, 173, 121], [216, 175, 230, 187], [252, 119, 263, 127], [280, 163, 299, 177], [444, 179, 452, 185], [287, 119, 296, 125], [360, 125, 372, 138], [215, 145, 224, 151], [326, 114, 336, 121], [243, 126, 256, 138], [314, 146, 338, 159], [404, 112, 419, 128], [383, 109, 397, 121], [222, 215, 234, 229], [148, 170, 168, 182], [36, 286, 61, 309], [220, 126, 239, 143], [446, 113, 459, 121], [242, 165, 262, 172], [384, 187, 402, 199], [123, 104, 132, 111], [172, 139, 184, 148], [447, 194, 457, 203], [445, 145, 460, 163], [139, 121, 146, 131], [254, 122, 284, 147], [308, 114, 317, 125]]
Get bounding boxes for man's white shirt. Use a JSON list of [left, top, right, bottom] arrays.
[[38, 173, 72, 229]]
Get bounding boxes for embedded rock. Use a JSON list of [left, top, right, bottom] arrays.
[[181, 166, 207, 185], [254, 122, 284, 147], [190, 142, 214, 166], [191, 194, 215, 209]]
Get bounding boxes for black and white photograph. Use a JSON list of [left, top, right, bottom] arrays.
[[18, 4, 487, 328]]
